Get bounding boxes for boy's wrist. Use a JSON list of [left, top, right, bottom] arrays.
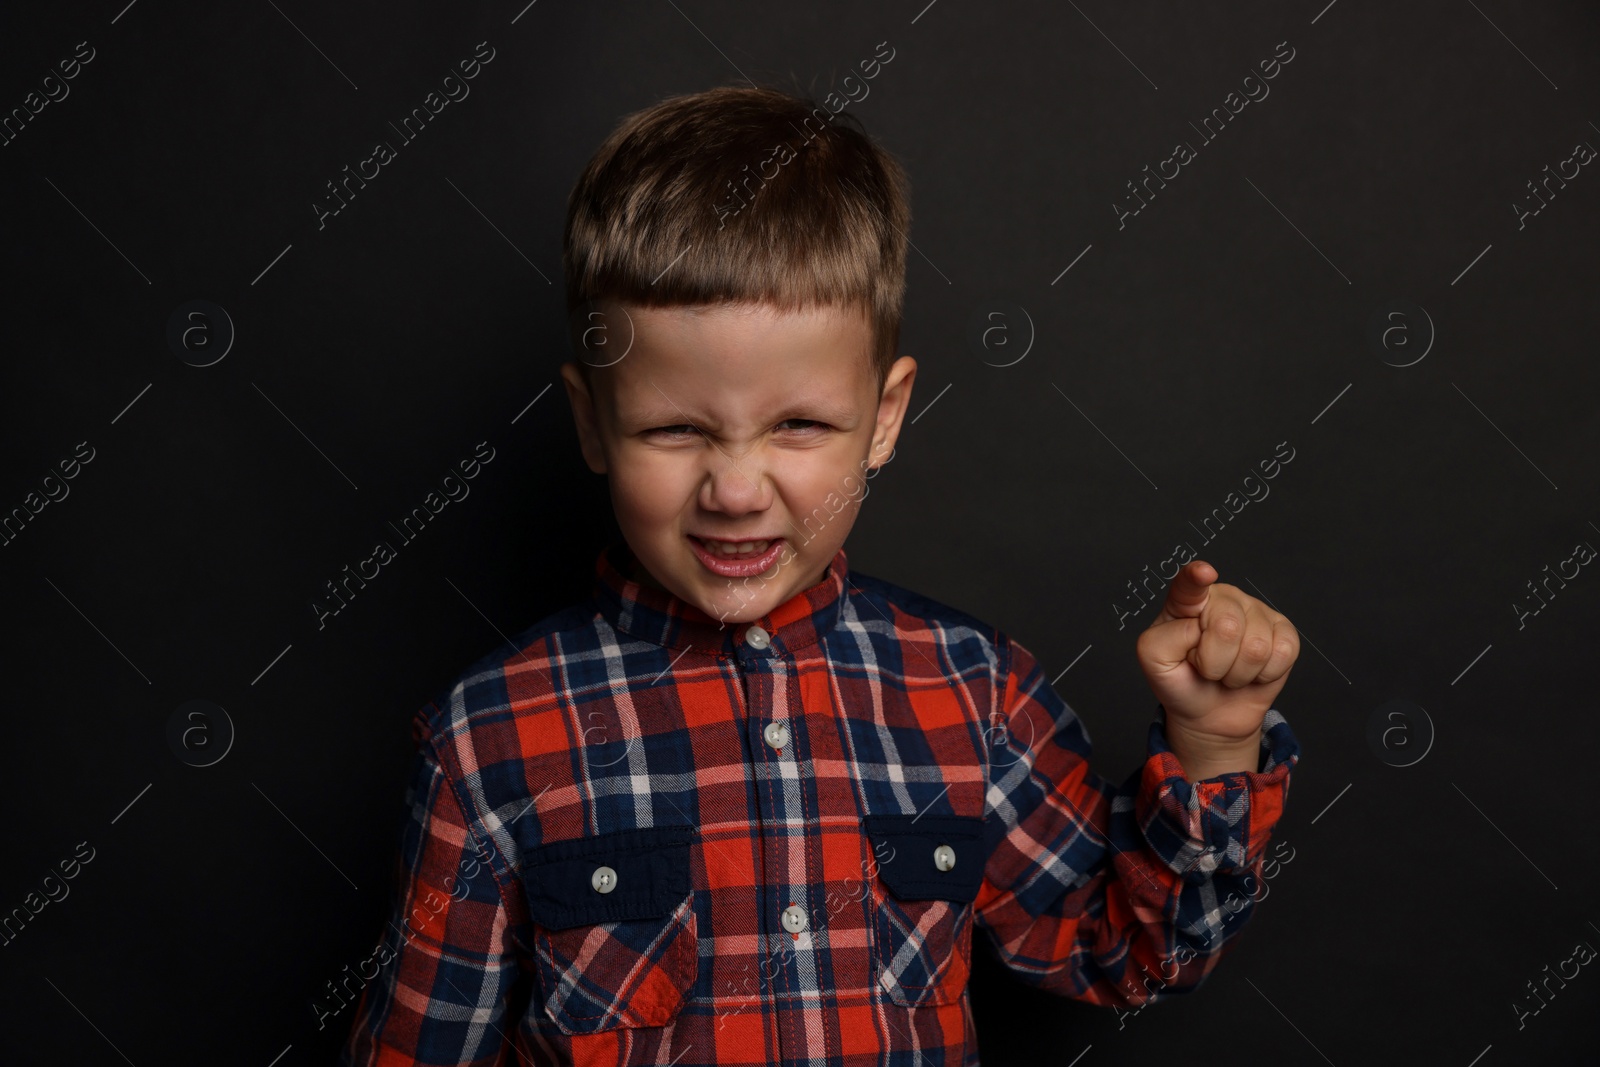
[[1163, 718, 1262, 782]]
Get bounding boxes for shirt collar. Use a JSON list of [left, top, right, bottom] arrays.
[[591, 538, 848, 656]]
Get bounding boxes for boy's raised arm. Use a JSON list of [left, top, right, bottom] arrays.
[[340, 706, 530, 1066], [972, 631, 1300, 1013]]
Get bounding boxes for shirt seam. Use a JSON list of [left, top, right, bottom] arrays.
[[421, 703, 529, 941]]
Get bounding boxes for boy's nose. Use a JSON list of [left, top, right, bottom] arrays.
[[697, 451, 773, 514]]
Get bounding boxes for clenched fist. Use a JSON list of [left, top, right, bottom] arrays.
[[1136, 560, 1299, 780]]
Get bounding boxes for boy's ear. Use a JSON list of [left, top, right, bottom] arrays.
[[868, 355, 917, 471], [560, 361, 609, 475]]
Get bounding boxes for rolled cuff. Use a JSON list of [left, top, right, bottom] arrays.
[[1134, 708, 1300, 883]]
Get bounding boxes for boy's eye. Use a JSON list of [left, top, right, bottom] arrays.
[[644, 420, 826, 439]]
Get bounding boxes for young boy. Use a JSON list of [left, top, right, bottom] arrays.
[[340, 85, 1301, 1067]]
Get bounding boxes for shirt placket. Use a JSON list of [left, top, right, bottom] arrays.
[[734, 620, 828, 1067]]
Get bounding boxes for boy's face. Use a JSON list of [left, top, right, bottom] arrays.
[[560, 300, 916, 627]]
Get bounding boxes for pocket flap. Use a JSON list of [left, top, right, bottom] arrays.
[[862, 813, 986, 903], [526, 824, 694, 931]]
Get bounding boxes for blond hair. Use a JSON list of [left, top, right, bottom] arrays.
[[563, 85, 910, 395]]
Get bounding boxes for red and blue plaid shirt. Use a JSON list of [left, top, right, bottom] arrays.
[[340, 539, 1300, 1066]]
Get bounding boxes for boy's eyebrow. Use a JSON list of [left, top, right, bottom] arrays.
[[623, 400, 862, 429]]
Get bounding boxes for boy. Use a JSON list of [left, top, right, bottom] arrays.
[[341, 85, 1301, 1066]]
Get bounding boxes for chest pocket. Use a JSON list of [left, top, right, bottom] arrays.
[[524, 824, 699, 1035], [864, 813, 987, 1007]]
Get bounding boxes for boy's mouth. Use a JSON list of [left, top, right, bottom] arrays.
[[688, 534, 786, 577]]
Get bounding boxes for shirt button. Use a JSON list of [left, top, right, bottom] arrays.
[[591, 865, 618, 893], [763, 720, 789, 750], [933, 844, 956, 872], [743, 625, 770, 649], [781, 904, 807, 933]]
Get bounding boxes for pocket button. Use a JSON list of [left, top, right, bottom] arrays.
[[591, 864, 618, 893], [933, 844, 956, 872]]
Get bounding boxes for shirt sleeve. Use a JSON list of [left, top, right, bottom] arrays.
[[339, 706, 530, 1066], [972, 632, 1300, 1012]]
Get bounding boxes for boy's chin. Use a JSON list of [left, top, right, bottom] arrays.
[[710, 600, 778, 626], [695, 583, 783, 626]]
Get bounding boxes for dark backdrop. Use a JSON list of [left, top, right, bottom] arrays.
[[3, 2, 1597, 1064]]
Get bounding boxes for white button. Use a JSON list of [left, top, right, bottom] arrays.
[[781, 904, 807, 933], [933, 845, 956, 872], [744, 625, 770, 649], [763, 720, 789, 749], [591, 865, 617, 893]]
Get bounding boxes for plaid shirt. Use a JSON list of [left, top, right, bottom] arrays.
[[340, 539, 1300, 1066]]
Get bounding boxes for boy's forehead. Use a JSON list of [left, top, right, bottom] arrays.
[[591, 299, 877, 409], [624, 298, 867, 342]]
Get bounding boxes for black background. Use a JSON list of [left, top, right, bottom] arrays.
[[2, 2, 1597, 1064]]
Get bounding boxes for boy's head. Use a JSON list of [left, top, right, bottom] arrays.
[[559, 85, 917, 627]]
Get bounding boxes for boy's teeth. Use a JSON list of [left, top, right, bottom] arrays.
[[703, 538, 771, 555]]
